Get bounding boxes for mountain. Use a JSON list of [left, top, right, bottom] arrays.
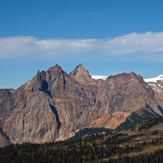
[[0, 64, 162, 147], [90, 72, 162, 129]]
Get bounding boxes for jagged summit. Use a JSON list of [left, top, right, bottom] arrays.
[[53, 64, 62, 70], [46, 64, 63, 73], [69, 64, 91, 78], [69, 64, 96, 86]]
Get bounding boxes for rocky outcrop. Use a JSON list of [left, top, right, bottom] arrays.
[[0, 64, 162, 146], [0, 128, 11, 147]]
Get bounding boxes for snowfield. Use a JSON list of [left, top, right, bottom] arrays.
[[91, 75, 108, 80], [144, 74, 163, 83]]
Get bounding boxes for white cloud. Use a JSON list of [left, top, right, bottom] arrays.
[[105, 32, 163, 55], [0, 36, 38, 58], [0, 32, 163, 60]]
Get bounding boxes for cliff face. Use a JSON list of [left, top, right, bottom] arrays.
[[0, 64, 162, 146], [0, 128, 11, 147]]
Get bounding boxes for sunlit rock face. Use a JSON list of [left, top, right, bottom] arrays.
[[0, 64, 162, 147]]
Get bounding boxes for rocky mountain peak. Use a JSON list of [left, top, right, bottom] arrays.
[[45, 64, 67, 80], [53, 64, 62, 71], [106, 72, 144, 85], [36, 70, 46, 80], [69, 64, 102, 88], [47, 64, 63, 73], [69, 64, 91, 78]]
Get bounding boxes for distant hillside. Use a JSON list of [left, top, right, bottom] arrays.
[[0, 116, 163, 163], [67, 127, 112, 141]]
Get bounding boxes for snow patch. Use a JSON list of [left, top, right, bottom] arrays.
[[148, 83, 157, 86], [144, 74, 163, 83], [91, 75, 108, 80]]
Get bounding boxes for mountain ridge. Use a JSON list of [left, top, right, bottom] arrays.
[[0, 64, 162, 147]]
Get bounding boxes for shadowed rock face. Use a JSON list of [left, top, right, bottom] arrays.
[[0, 128, 11, 147], [0, 64, 162, 146]]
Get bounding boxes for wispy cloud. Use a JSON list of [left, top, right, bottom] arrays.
[[105, 32, 163, 55], [0, 32, 163, 61]]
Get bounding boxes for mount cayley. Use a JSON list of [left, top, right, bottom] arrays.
[[0, 64, 163, 147]]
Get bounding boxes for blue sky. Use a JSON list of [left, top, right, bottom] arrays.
[[0, 0, 163, 88]]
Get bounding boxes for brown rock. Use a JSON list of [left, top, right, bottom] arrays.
[[0, 128, 11, 147]]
